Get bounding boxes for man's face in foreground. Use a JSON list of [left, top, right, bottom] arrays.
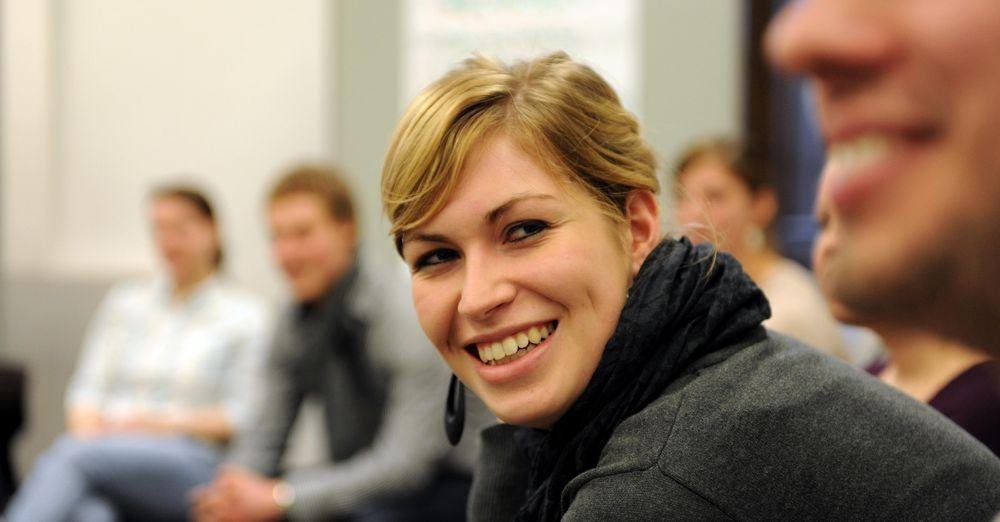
[[766, 0, 1000, 351]]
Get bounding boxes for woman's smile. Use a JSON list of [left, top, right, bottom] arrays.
[[466, 321, 558, 386], [467, 320, 556, 365]]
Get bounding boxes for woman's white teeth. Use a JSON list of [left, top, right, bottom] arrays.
[[491, 342, 505, 360], [528, 327, 541, 344], [502, 338, 518, 356], [477, 323, 554, 365], [826, 134, 890, 176]]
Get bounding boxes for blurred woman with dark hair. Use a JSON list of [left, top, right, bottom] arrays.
[[675, 138, 848, 361], [5, 185, 269, 521]]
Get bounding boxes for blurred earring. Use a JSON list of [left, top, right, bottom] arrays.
[[745, 226, 766, 251], [444, 374, 465, 446]]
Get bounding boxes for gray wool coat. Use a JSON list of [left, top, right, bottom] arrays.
[[470, 333, 1000, 521]]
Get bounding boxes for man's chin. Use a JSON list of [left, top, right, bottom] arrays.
[[829, 248, 952, 331], [291, 280, 324, 302]]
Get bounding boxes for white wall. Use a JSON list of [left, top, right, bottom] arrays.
[[1, 0, 335, 474], [1, 0, 55, 275], [642, 1, 745, 234], [642, 1, 744, 165], [3, 0, 334, 299]]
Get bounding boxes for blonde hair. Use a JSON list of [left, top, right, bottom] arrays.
[[381, 51, 659, 250]]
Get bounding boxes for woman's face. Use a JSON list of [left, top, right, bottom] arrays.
[[675, 158, 758, 254], [401, 135, 636, 429], [150, 196, 218, 284]]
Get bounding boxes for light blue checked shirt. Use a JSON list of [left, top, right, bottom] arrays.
[[66, 274, 270, 430]]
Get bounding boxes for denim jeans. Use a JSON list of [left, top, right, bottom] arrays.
[[5, 434, 220, 521]]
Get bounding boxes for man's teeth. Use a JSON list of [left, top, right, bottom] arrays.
[[477, 323, 553, 365], [826, 134, 890, 175]]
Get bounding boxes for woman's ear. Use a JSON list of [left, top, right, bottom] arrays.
[[752, 187, 779, 228], [624, 190, 661, 276]]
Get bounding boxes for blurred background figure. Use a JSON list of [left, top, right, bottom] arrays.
[[674, 137, 848, 361], [0, 360, 25, 511], [814, 172, 1000, 455], [193, 165, 482, 522], [4, 186, 269, 521]]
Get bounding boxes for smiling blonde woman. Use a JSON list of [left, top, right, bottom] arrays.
[[381, 52, 1000, 521]]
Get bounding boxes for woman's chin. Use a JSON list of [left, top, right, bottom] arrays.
[[486, 399, 562, 430]]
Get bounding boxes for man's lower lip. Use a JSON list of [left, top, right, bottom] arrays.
[[828, 155, 906, 216]]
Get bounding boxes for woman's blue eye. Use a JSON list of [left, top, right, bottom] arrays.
[[414, 248, 459, 270], [506, 220, 549, 242]]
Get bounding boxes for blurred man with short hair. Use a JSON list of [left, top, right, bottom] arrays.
[[194, 165, 473, 521]]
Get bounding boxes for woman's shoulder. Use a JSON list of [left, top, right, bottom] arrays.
[[560, 389, 736, 519], [581, 334, 1000, 519], [583, 336, 814, 472], [758, 259, 848, 359], [757, 258, 827, 316], [757, 256, 820, 293]]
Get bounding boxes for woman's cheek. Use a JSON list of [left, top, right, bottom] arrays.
[[413, 282, 452, 351]]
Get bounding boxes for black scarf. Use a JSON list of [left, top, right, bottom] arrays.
[[293, 264, 373, 394], [514, 238, 771, 521]]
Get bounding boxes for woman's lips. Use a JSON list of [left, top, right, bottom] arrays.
[[471, 321, 557, 365], [472, 322, 558, 385]]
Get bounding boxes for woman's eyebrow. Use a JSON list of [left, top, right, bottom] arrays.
[[401, 194, 558, 253], [407, 232, 451, 244], [485, 194, 557, 225], [397, 232, 450, 258]]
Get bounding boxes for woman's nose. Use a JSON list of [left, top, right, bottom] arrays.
[[456, 250, 517, 321]]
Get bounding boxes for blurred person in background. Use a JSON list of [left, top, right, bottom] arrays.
[[674, 138, 848, 361], [4, 186, 269, 521], [0, 360, 25, 511], [814, 169, 1000, 455], [766, 0, 1000, 355], [193, 165, 477, 522]]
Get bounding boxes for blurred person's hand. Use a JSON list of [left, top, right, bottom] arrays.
[[190, 482, 227, 522], [191, 465, 285, 522], [67, 406, 111, 438], [67, 410, 164, 439], [70, 421, 110, 439], [106, 411, 169, 434]]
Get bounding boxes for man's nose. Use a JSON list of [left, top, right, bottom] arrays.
[[765, 0, 896, 81]]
